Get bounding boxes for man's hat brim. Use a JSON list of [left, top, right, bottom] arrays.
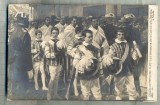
[[104, 58, 123, 75]]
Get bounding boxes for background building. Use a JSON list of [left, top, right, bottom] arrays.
[[8, 4, 148, 20]]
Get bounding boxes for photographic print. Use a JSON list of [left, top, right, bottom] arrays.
[[7, 4, 157, 101]]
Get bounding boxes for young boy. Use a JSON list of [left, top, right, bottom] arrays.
[[31, 30, 48, 90], [45, 27, 63, 100], [73, 29, 102, 100], [104, 29, 139, 100]]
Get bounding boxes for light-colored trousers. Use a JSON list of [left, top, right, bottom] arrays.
[[33, 61, 44, 74], [49, 65, 62, 80], [114, 73, 137, 100], [80, 78, 102, 100]]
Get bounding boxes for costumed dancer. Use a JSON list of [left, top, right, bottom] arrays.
[[102, 29, 140, 100], [45, 27, 66, 100], [73, 30, 102, 100], [31, 30, 48, 90]]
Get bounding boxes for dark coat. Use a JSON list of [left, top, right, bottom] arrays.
[[8, 27, 33, 82], [102, 24, 117, 46]]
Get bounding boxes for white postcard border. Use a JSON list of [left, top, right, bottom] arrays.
[[147, 5, 158, 101]]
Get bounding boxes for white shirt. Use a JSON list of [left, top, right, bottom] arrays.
[[60, 24, 76, 46], [54, 22, 65, 34], [89, 25, 109, 54], [39, 24, 52, 41]]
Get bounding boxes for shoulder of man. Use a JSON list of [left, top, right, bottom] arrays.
[[92, 41, 101, 49], [54, 23, 60, 27], [65, 24, 73, 30]]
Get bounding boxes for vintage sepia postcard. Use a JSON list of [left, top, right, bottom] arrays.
[[7, 4, 158, 101]]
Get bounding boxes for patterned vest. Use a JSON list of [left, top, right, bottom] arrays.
[[32, 40, 43, 62]]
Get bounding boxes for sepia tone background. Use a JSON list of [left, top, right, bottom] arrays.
[[0, 0, 160, 105]]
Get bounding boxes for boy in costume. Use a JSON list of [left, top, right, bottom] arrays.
[[31, 30, 48, 90], [45, 27, 65, 100], [102, 29, 139, 100], [73, 29, 102, 100]]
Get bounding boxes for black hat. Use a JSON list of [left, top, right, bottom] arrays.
[[14, 12, 29, 27], [78, 58, 99, 78], [104, 58, 122, 75]]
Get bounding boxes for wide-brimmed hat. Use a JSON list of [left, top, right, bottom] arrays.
[[14, 12, 29, 26], [78, 58, 99, 78], [104, 57, 123, 75]]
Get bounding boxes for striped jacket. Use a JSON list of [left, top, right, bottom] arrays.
[[109, 39, 135, 76], [31, 39, 43, 62], [44, 39, 63, 66]]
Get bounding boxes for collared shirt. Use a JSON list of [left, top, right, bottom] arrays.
[[110, 39, 128, 59], [115, 38, 127, 44]]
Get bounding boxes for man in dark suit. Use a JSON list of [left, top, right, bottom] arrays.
[[8, 13, 33, 99]]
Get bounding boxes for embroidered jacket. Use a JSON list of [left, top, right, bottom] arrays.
[[44, 39, 63, 66], [31, 39, 43, 62], [107, 39, 136, 76], [73, 41, 101, 80]]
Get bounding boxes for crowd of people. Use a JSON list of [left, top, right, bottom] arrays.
[[8, 12, 148, 100]]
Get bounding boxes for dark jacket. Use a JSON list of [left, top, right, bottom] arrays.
[[8, 27, 33, 72]]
